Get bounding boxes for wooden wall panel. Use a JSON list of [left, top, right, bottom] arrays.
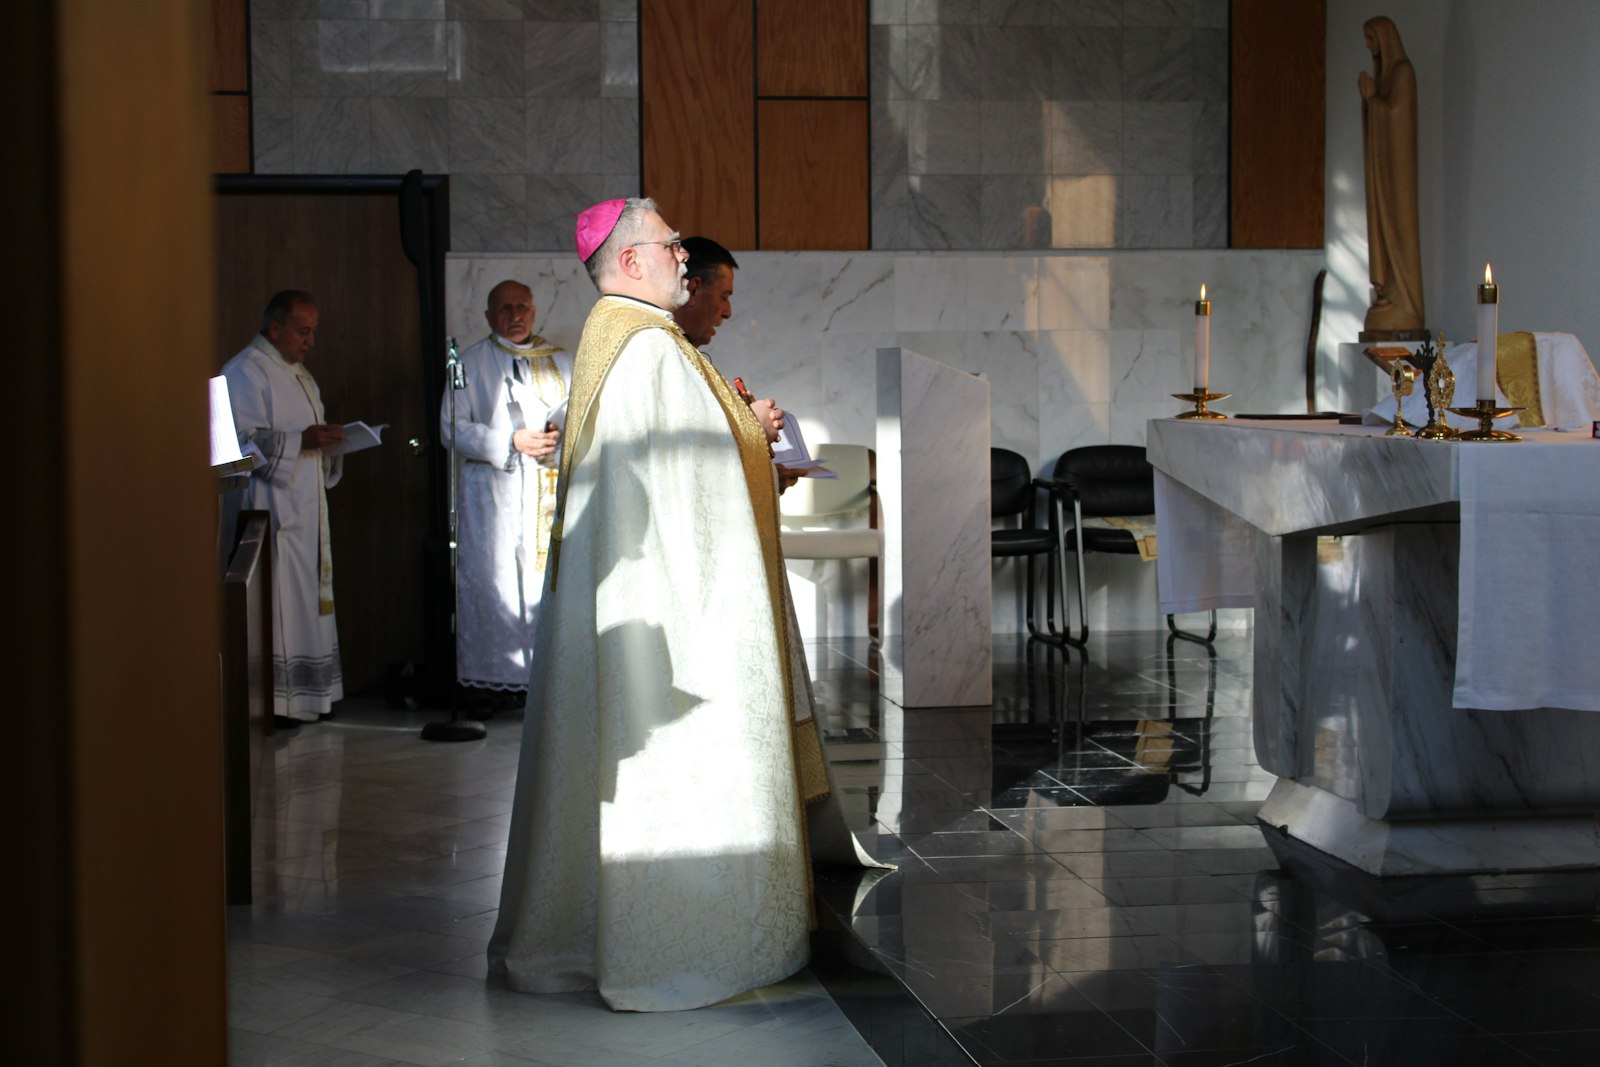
[[1231, 0, 1326, 248], [211, 0, 248, 92], [758, 99, 868, 250], [641, 0, 756, 246], [757, 0, 868, 98], [212, 94, 251, 173]]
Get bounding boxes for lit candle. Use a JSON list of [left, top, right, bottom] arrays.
[[1477, 264, 1498, 403], [1194, 284, 1211, 393]]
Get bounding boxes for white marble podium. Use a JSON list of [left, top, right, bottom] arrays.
[[876, 347, 991, 708], [1149, 418, 1600, 875]]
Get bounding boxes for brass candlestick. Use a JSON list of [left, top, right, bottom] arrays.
[[1447, 399, 1521, 442], [1407, 332, 1459, 440], [1172, 390, 1229, 419]]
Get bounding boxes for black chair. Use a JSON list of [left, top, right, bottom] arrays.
[[1047, 444, 1216, 647], [991, 448, 1067, 644]]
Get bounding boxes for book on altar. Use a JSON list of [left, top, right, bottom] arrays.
[[323, 421, 387, 457], [208, 375, 257, 476], [771, 417, 836, 479]]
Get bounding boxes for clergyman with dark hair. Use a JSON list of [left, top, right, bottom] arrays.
[[221, 289, 346, 727]]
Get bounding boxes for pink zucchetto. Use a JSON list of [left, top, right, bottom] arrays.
[[575, 198, 626, 262]]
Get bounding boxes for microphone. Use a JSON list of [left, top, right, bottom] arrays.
[[447, 336, 466, 390]]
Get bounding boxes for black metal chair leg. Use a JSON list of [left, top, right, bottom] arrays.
[[1166, 609, 1218, 645]]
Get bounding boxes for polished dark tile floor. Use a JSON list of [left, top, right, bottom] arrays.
[[808, 632, 1600, 1067]]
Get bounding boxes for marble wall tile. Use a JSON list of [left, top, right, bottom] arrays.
[[1122, 102, 1195, 175], [906, 175, 982, 249], [252, 19, 295, 97], [906, 100, 981, 175], [447, 19, 524, 96], [1038, 255, 1112, 330], [1038, 401, 1112, 458], [963, 331, 1042, 458], [1193, 173, 1227, 249], [724, 255, 825, 337], [526, 97, 600, 173], [445, 97, 527, 173], [1051, 26, 1122, 101], [526, 174, 609, 251], [599, 97, 639, 177], [449, 0, 521, 17], [1194, 0, 1228, 29], [988, 1, 1054, 26], [252, 95, 296, 173], [981, 176, 1053, 251], [907, 0, 982, 24], [1122, 28, 1192, 102], [255, 0, 316, 16], [871, 0, 907, 24], [371, 0, 446, 17], [1193, 101, 1227, 176], [1054, 0, 1121, 27], [449, 174, 527, 251], [819, 256, 897, 334], [1045, 175, 1118, 248], [1193, 26, 1227, 103], [873, 99, 910, 179], [293, 96, 372, 171], [1107, 251, 1185, 328], [370, 19, 447, 96], [524, 20, 599, 98], [1108, 329, 1183, 400], [524, 0, 596, 18], [894, 256, 968, 332], [1048, 101, 1121, 174], [1038, 329, 1113, 407], [872, 25, 907, 101], [371, 96, 449, 171], [902, 25, 982, 101], [293, 19, 371, 97], [598, 0, 635, 20], [871, 169, 912, 250], [600, 19, 637, 98], [819, 331, 893, 447], [966, 255, 1038, 331], [1118, 174, 1193, 248], [978, 27, 1055, 100], [319, 0, 369, 18], [1121, 0, 1193, 27], [1108, 401, 1176, 445], [980, 101, 1049, 175]]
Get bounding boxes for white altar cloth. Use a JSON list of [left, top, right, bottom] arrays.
[[1152, 419, 1600, 712], [1364, 332, 1600, 431]]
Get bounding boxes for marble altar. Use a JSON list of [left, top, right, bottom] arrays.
[[877, 347, 992, 708], [1149, 418, 1600, 875]]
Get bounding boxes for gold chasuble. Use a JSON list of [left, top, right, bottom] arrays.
[[492, 296, 823, 1013], [1494, 331, 1544, 427]]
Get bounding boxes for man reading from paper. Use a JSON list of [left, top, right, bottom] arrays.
[[440, 279, 573, 715], [490, 198, 832, 1013], [221, 290, 344, 726]]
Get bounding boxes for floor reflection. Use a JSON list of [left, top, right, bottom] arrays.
[[811, 632, 1600, 1067]]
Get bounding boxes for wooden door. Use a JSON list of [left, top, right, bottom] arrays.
[[215, 188, 435, 696]]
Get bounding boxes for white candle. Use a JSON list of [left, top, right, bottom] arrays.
[[1194, 284, 1211, 393], [1476, 264, 1498, 403]]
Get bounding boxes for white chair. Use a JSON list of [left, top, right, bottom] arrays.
[[778, 445, 881, 646]]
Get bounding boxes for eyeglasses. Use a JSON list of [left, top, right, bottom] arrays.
[[631, 238, 684, 256]]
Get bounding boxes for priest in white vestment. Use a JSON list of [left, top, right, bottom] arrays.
[[440, 280, 573, 705], [221, 290, 345, 723], [490, 198, 829, 1012]]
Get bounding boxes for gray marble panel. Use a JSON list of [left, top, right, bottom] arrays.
[[1122, 28, 1192, 102], [371, 96, 449, 171], [893, 255, 967, 332], [1045, 175, 1118, 247], [524, 0, 596, 18], [873, 100, 910, 177], [963, 331, 1041, 461], [450, 173, 527, 251], [965, 255, 1037, 331], [873, 26, 906, 101], [1048, 101, 1121, 175], [1193, 100, 1227, 176], [293, 97, 372, 172], [598, 0, 635, 20], [371, 0, 446, 16], [251, 96, 296, 174], [1054, 0, 1121, 26], [980, 101, 1048, 175], [904, 100, 979, 175], [600, 19, 637, 98], [526, 174, 609, 251], [251, 19, 294, 98], [254, 0, 314, 16], [819, 256, 896, 335], [1108, 329, 1182, 401], [527, 97, 601, 173], [1122, 102, 1195, 175], [1122, 0, 1193, 27], [447, 18, 524, 96], [906, 0, 981, 24], [991, 1, 1054, 25], [1118, 175, 1194, 248], [1038, 254, 1112, 330], [1105, 250, 1184, 328], [906, 175, 981, 249], [1107, 401, 1172, 444], [319, 0, 368, 17], [448, 97, 527, 172], [871, 170, 912, 250], [819, 331, 892, 449], [1193, 173, 1227, 249], [1194, 0, 1227, 29], [902, 25, 981, 102], [525, 19, 600, 98], [1050, 26, 1122, 101], [871, 0, 906, 23], [1037, 328, 1109, 408], [599, 97, 638, 176], [293, 19, 370, 97], [1038, 400, 1111, 455], [1193, 26, 1227, 103], [978, 26, 1055, 100], [449, 0, 520, 16], [370, 19, 447, 97], [980, 175, 1053, 251]]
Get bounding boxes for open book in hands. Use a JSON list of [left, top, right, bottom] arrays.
[[771, 417, 836, 479], [322, 421, 387, 457]]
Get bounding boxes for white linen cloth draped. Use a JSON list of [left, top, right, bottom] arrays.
[[1364, 332, 1600, 430], [440, 334, 573, 690], [221, 337, 344, 721], [490, 303, 809, 1012]]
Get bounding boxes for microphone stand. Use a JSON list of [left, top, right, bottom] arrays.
[[422, 337, 488, 742]]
